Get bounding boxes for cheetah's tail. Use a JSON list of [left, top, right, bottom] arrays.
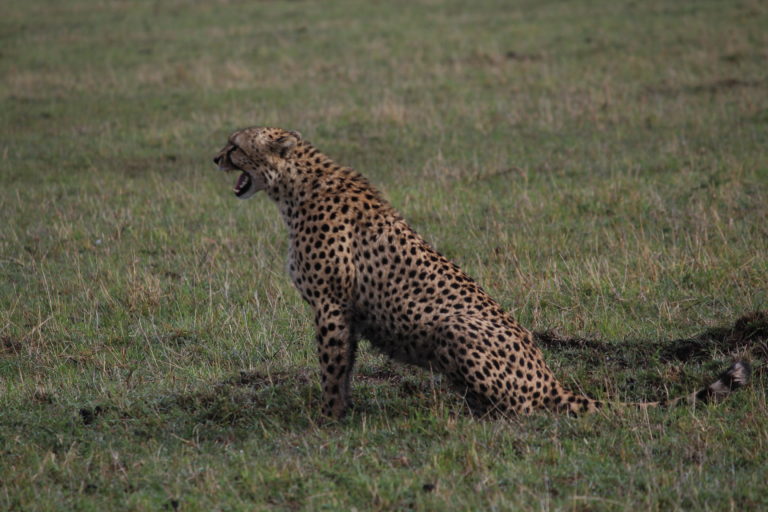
[[670, 360, 751, 406], [557, 361, 751, 415]]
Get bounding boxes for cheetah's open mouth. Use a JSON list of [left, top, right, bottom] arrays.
[[214, 145, 259, 199], [234, 171, 253, 198]]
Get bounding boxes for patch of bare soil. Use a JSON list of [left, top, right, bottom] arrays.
[[228, 369, 311, 388], [645, 78, 764, 97], [1, 336, 23, 355]]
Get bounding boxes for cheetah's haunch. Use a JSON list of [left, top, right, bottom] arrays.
[[213, 127, 750, 420]]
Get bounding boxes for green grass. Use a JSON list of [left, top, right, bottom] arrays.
[[2, 0, 767, 509]]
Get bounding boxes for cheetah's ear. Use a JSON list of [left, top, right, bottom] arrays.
[[272, 131, 302, 159]]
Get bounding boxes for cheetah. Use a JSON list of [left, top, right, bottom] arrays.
[[213, 127, 749, 419]]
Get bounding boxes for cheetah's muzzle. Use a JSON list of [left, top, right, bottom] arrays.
[[212, 146, 258, 199]]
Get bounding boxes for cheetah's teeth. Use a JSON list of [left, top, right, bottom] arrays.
[[234, 172, 252, 197]]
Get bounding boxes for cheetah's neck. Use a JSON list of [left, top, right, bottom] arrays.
[[267, 143, 400, 229]]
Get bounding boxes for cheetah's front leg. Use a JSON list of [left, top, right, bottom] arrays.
[[314, 302, 357, 419]]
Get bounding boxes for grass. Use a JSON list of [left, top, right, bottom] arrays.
[[1, 0, 767, 509]]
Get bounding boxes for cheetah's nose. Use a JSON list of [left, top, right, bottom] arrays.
[[213, 155, 221, 165]]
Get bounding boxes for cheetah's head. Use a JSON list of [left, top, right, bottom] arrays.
[[213, 126, 302, 200]]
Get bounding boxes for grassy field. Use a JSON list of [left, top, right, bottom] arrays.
[[2, 0, 767, 509]]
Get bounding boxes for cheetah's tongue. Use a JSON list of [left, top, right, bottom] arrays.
[[234, 172, 252, 197]]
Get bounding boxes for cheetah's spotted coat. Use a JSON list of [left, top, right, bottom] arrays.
[[213, 127, 749, 420]]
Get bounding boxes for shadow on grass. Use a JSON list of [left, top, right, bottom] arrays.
[[147, 312, 766, 439], [535, 310, 768, 369], [152, 365, 456, 439], [154, 370, 320, 436]]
